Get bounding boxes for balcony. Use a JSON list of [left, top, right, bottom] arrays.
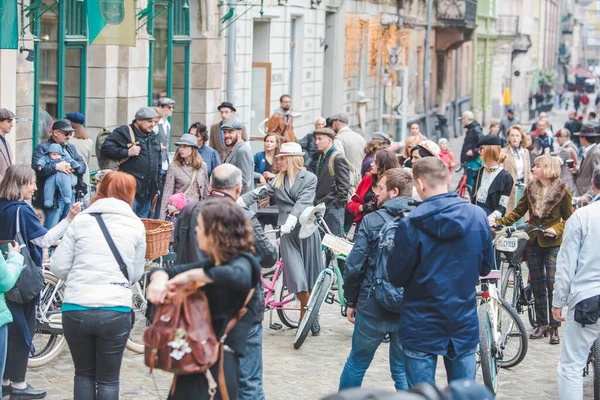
[[436, 0, 477, 27], [497, 15, 519, 37]]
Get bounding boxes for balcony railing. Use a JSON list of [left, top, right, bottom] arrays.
[[496, 15, 519, 36], [436, 0, 477, 26]]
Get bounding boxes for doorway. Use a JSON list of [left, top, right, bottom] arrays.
[[251, 21, 271, 141]]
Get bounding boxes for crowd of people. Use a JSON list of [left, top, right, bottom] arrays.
[[0, 93, 598, 400]]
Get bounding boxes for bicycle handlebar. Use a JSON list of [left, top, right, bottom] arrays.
[[493, 223, 557, 238]]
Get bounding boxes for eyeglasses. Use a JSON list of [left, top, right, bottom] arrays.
[[60, 131, 73, 137]]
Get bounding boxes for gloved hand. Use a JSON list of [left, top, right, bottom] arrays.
[[280, 214, 298, 235], [362, 198, 378, 213], [236, 196, 247, 208]]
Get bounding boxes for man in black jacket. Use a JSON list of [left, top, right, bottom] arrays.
[[314, 127, 351, 236], [173, 163, 276, 400], [459, 110, 483, 187], [564, 110, 582, 151], [100, 106, 161, 218], [32, 119, 87, 228]]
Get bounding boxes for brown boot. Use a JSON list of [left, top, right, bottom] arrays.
[[550, 327, 560, 345], [529, 325, 550, 339]]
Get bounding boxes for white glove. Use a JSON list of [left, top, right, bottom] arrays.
[[252, 186, 266, 197], [236, 196, 247, 208], [280, 215, 298, 235]]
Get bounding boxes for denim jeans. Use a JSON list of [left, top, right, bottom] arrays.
[[323, 206, 345, 237], [339, 312, 407, 391], [44, 195, 70, 229], [44, 172, 74, 208], [403, 343, 477, 388], [133, 198, 152, 219], [0, 324, 7, 382], [62, 310, 131, 400], [238, 323, 265, 400]]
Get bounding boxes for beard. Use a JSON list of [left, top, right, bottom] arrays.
[[282, 105, 290, 112], [225, 135, 238, 147]]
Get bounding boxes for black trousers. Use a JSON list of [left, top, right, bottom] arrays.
[[4, 299, 36, 383]]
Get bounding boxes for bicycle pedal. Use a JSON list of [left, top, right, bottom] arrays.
[[325, 292, 335, 304], [269, 323, 282, 330]]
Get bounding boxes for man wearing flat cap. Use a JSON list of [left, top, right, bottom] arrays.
[[222, 120, 254, 197], [32, 119, 87, 228], [101, 106, 162, 217], [0, 108, 16, 183], [571, 121, 600, 206], [499, 107, 520, 141], [210, 102, 248, 161]]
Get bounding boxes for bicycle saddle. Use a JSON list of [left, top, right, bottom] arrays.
[[298, 203, 326, 239]]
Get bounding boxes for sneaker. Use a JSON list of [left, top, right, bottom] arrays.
[[382, 333, 391, 343], [311, 317, 321, 336], [2, 384, 11, 398], [9, 384, 46, 400]]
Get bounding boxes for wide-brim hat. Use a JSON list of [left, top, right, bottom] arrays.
[[174, 134, 199, 148], [276, 142, 304, 157], [574, 121, 600, 137], [217, 102, 237, 112]]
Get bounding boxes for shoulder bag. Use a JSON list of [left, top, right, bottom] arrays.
[[5, 207, 45, 304]]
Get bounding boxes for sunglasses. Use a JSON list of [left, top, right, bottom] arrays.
[[60, 131, 73, 137]]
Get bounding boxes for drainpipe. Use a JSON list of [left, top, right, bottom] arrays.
[[423, 0, 434, 137], [455, 47, 460, 137], [226, 0, 237, 103]]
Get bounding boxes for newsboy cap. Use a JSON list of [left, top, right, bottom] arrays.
[[135, 106, 160, 121], [372, 132, 391, 144], [477, 134, 503, 147], [65, 112, 85, 125], [52, 119, 75, 132], [329, 112, 349, 124], [313, 128, 336, 140], [157, 98, 176, 107], [0, 109, 16, 120], [221, 120, 243, 131]]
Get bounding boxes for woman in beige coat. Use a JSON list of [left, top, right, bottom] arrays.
[[501, 125, 533, 213], [159, 134, 209, 219]]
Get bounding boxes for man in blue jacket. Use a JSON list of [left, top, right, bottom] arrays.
[[387, 157, 494, 387], [339, 168, 416, 391]]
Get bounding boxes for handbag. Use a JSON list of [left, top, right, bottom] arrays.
[[91, 213, 136, 327], [5, 207, 45, 304], [574, 294, 600, 327], [143, 278, 255, 399]]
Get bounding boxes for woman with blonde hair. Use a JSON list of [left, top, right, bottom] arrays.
[[501, 125, 532, 213], [495, 155, 573, 344], [400, 135, 420, 167], [159, 133, 209, 219], [471, 135, 514, 224], [238, 142, 322, 327]]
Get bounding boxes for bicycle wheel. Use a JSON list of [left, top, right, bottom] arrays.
[[500, 265, 519, 310], [496, 296, 528, 369], [293, 272, 332, 350], [29, 273, 67, 368], [275, 273, 300, 329], [593, 338, 600, 400], [478, 304, 497, 393], [125, 278, 150, 354]]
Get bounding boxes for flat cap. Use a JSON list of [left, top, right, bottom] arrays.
[[0, 109, 16, 120], [157, 97, 176, 107], [221, 120, 243, 131], [217, 102, 237, 112], [372, 132, 391, 143], [52, 119, 75, 132], [329, 112, 349, 124], [65, 112, 85, 125], [135, 106, 160, 121], [506, 107, 515, 114], [477, 134, 502, 147], [313, 127, 336, 139]]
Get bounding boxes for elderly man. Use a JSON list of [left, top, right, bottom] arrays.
[[299, 117, 326, 174], [266, 94, 296, 143], [209, 101, 248, 161], [101, 106, 161, 218], [0, 108, 16, 182], [459, 111, 483, 186], [329, 112, 366, 174], [571, 122, 600, 206], [223, 120, 254, 195], [32, 119, 87, 228], [553, 166, 600, 400], [499, 107, 520, 140]]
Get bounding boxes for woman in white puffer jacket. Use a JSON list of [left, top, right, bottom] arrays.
[[51, 171, 146, 400]]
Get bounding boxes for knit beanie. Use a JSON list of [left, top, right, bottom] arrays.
[[168, 192, 187, 211]]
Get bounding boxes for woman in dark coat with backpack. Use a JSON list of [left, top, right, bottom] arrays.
[[147, 199, 260, 400]]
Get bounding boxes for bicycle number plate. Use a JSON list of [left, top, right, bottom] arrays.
[[322, 234, 354, 256], [496, 237, 518, 252]]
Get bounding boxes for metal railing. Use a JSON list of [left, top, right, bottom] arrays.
[[496, 15, 519, 36]]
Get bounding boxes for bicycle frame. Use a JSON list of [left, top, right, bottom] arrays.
[[262, 259, 300, 312], [478, 282, 505, 355]]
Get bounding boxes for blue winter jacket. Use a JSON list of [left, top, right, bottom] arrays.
[[387, 192, 494, 356], [343, 196, 416, 321]]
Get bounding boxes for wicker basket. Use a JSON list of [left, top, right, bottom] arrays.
[[141, 219, 174, 260]]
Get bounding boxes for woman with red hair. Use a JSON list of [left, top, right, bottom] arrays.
[[51, 171, 146, 399]]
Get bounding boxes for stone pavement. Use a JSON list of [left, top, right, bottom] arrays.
[[24, 109, 595, 399]]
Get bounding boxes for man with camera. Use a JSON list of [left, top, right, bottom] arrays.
[[553, 165, 600, 399]]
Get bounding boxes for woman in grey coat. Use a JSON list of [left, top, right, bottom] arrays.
[[239, 143, 322, 324]]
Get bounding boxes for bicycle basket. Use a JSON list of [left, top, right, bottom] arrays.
[[494, 230, 529, 263]]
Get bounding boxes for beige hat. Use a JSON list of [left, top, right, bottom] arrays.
[[276, 142, 305, 157]]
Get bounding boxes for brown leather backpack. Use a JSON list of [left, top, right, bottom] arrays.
[[144, 284, 254, 399]]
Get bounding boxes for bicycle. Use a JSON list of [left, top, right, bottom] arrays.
[[494, 223, 556, 329], [454, 163, 477, 201], [583, 337, 600, 400], [293, 204, 352, 350], [476, 270, 528, 393]]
